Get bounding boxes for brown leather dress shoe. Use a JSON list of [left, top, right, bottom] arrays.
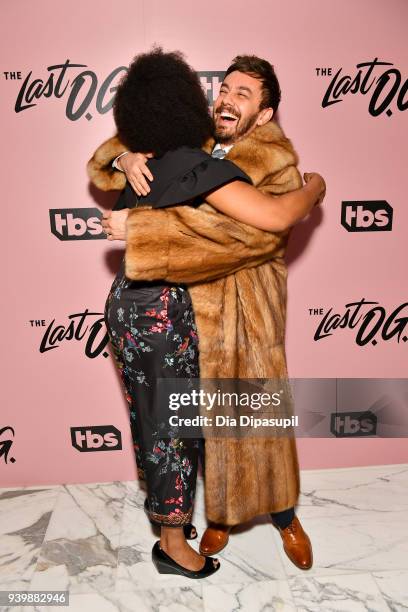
[[199, 524, 231, 556], [273, 516, 313, 569]]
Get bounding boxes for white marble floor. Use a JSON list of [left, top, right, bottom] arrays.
[[1, 464, 407, 611]]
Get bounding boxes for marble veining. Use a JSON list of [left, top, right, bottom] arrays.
[[0, 464, 407, 611]]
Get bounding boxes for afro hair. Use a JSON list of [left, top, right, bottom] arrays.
[[113, 47, 214, 157]]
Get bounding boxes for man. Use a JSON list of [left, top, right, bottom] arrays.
[[89, 55, 323, 569]]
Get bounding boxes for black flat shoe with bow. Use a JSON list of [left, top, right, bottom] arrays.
[[151, 541, 220, 578], [143, 498, 198, 540]]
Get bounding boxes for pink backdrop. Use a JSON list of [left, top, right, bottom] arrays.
[[1, 0, 407, 487]]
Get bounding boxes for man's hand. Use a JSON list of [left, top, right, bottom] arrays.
[[303, 172, 326, 206], [117, 152, 154, 196], [101, 209, 130, 241]]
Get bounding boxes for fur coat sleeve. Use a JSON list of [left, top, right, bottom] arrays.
[[87, 136, 128, 191], [125, 204, 289, 283]]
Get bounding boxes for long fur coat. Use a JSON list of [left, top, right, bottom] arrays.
[[88, 121, 303, 525]]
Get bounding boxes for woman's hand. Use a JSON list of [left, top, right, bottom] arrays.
[[102, 209, 130, 240], [117, 152, 154, 196], [303, 172, 326, 206]]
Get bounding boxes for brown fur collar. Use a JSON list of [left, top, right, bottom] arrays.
[[202, 120, 299, 186], [87, 120, 299, 192]]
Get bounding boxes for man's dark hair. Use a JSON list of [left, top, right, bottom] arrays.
[[114, 47, 213, 156], [225, 54, 281, 113]]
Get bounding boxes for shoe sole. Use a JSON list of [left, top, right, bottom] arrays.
[[152, 557, 220, 578]]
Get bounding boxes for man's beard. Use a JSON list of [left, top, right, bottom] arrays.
[[214, 111, 259, 145]]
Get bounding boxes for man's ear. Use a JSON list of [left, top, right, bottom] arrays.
[[257, 107, 274, 126]]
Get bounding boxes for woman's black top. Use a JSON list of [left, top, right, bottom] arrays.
[[112, 146, 251, 211]]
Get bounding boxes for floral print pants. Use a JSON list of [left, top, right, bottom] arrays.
[[104, 257, 200, 527]]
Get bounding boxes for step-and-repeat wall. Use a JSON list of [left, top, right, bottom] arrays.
[[2, 0, 407, 486]]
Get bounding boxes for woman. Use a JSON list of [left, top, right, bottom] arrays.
[[102, 48, 325, 579]]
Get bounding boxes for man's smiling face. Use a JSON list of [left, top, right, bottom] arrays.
[[213, 70, 273, 145]]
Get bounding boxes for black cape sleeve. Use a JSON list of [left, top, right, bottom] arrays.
[[112, 147, 252, 211], [149, 157, 252, 209]]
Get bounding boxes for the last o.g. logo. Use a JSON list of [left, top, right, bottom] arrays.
[[318, 58, 407, 117], [5, 60, 225, 121]]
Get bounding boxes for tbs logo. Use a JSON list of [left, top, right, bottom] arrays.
[[198, 71, 225, 106], [71, 425, 122, 452], [330, 411, 377, 437], [341, 200, 393, 232], [50, 208, 105, 240]]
